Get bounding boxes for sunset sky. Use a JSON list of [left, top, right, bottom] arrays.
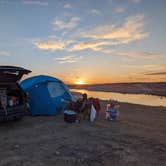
[[0, 0, 166, 84]]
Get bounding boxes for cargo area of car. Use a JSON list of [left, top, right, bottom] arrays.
[[0, 66, 31, 121], [0, 86, 24, 109], [0, 84, 27, 121]]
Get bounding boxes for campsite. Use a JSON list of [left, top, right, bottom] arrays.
[[0, 67, 166, 165], [0, 99, 166, 166], [1, 0, 166, 165]]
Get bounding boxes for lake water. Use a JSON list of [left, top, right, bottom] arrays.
[[71, 89, 166, 107]]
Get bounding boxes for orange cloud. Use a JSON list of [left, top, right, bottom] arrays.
[[55, 55, 82, 64], [81, 15, 148, 44], [34, 15, 148, 53], [145, 72, 166, 75], [34, 40, 65, 51], [70, 41, 109, 51]]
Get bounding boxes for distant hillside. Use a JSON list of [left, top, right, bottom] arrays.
[[68, 82, 166, 97]]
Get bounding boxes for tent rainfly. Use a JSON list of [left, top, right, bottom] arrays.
[[20, 75, 73, 115]]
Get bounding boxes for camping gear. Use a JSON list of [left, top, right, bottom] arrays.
[[0, 66, 31, 121], [64, 110, 76, 123], [20, 75, 73, 115]]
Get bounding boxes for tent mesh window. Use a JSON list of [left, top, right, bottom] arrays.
[[47, 82, 66, 98]]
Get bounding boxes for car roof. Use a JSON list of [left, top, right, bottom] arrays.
[[0, 66, 31, 74], [0, 66, 31, 83]]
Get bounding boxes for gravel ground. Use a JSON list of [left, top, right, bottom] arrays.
[[0, 101, 166, 166]]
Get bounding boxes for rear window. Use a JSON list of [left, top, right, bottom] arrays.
[[47, 82, 65, 98]]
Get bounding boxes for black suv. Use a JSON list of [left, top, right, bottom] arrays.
[[0, 66, 31, 121]]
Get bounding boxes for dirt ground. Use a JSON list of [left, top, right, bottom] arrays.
[[0, 101, 166, 166]]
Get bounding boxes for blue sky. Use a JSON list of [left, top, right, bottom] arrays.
[[0, 0, 166, 84]]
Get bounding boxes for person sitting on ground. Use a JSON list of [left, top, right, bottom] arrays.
[[106, 101, 119, 121]]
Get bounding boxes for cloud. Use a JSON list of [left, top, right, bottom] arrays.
[[123, 64, 166, 81], [33, 38, 111, 53], [70, 41, 109, 51], [115, 6, 125, 13], [97, 49, 165, 60], [125, 64, 166, 72], [145, 64, 166, 71], [68, 15, 147, 52], [64, 3, 72, 9], [81, 15, 148, 45], [34, 40, 65, 51], [98, 48, 114, 54], [34, 39, 76, 51], [88, 9, 102, 16], [145, 72, 166, 75], [54, 55, 82, 64], [35, 14, 148, 53], [0, 51, 10, 57], [22, 0, 48, 6], [117, 52, 165, 59], [53, 16, 80, 30]]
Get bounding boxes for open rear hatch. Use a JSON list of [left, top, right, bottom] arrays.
[[0, 66, 31, 121], [0, 66, 31, 82]]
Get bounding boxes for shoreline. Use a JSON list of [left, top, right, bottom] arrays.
[[100, 99, 166, 109], [69, 82, 166, 97], [71, 88, 166, 97], [71, 91, 166, 108]]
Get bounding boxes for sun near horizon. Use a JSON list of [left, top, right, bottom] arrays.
[[75, 79, 86, 85]]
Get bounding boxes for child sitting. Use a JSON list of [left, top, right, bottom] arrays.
[[106, 101, 120, 121]]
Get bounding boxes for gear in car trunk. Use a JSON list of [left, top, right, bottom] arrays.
[[0, 66, 31, 121]]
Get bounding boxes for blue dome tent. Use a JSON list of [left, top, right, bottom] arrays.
[[20, 75, 73, 115]]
